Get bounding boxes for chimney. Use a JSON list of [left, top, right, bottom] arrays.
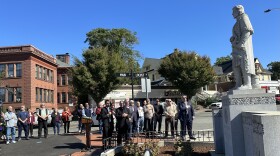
[[56, 53, 70, 64]]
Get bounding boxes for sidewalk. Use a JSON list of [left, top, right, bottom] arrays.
[[71, 131, 103, 156]]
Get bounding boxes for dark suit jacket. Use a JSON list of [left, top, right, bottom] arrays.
[[178, 101, 195, 122], [115, 107, 131, 128], [129, 106, 138, 122], [153, 104, 164, 117], [101, 107, 113, 127]]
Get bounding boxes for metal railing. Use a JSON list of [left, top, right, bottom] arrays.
[[102, 130, 214, 152]]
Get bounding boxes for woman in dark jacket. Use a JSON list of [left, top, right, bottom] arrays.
[[51, 108, 62, 135]]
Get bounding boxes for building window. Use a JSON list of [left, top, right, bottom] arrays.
[[36, 88, 39, 101], [68, 92, 72, 104], [50, 90, 53, 103], [61, 92, 66, 103], [57, 93, 60, 103], [68, 76, 72, 85], [35, 65, 39, 79], [0, 64, 5, 76], [16, 88, 22, 102], [40, 88, 43, 102], [0, 88, 6, 103], [57, 75, 60, 86], [43, 89, 48, 102], [46, 69, 49, 81], [8, 88, 14, 102], [39, 67, 42, 79], [61, 75, 66, 85], [50, 70, 53, 82], [43, 68, 47, 80], [16, 63, 22, 77], [8, 64, 14, 77]]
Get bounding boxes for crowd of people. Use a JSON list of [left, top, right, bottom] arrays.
[[0, 103, 73, 144], [96, 95, 196, 146], [0, 95, 196, 146]]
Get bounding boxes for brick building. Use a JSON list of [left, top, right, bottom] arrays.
[[0, 45, 57, 111], [56, 53, 76, 112]]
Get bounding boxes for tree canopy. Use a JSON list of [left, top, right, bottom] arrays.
[[158, 49, 215, 97], [71, 28, 140, 103], [267, 61, 280, 80], [214, 55, 232, 66]]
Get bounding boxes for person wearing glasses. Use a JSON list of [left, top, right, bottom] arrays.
[[37, 103, 49, 139], [17, 105, 30, 141], [178, 95, 196, 140], [164, 99, 177, 138]]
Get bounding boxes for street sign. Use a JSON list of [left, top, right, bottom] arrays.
[[134, 73, 148, 78], [141, 78, 151, 93], [116, 73, 148, 78], [116, 73, 131, 77]]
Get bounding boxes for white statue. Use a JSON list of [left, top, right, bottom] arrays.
[[230, 5, 259, 90]]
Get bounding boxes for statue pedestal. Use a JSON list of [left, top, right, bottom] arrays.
[[222, 89, 276, 156]]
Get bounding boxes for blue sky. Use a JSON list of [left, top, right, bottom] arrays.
[[1, 1, 280, 67]]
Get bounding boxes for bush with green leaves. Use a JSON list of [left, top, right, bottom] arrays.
[[122, 140, 160, 156]]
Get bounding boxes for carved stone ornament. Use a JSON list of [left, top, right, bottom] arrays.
[[230, 96, 275, 105], [252, 120, 264, 135]]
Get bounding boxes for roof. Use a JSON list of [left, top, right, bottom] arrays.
[[0, 45, 57, 65], [217, 58, 272, 75], [217, 60, 232, 74], [56, 59, 71, 68], [141, 58, 162, 72]]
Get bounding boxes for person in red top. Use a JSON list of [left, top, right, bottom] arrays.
[[27, 108, 35, 138], [95, 102, 103, 134], [62, 107, 72, 134]]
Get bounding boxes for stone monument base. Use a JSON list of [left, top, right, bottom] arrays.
[[242, 111, 280, 156], [222, 89, 276, 156]]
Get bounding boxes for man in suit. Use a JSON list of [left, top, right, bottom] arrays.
[[129, 100, 138, 137], [101, 100, 114, 148], [178, 95, 196, 140], [153, 99, 164, 133], [115, 100, 131, 145]]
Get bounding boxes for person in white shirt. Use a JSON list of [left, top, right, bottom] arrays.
[[37, 103, 49, 139], [164, 99, 177, 138], [136, 101, 144, 133], [3, 106, 17, 144]]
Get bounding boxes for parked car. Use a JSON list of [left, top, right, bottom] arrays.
[[209, 102, 222, 109], [276, 94, 280, 104]]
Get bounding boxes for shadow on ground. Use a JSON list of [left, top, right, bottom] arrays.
[[54, 142, 85, 150]]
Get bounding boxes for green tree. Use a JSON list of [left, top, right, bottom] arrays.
[[268, 61, 280, 80], [158, 49, 215, 97], [71, 47, 126, 103], [71, 28, 140, 103], [214, 55, 232, 66]]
